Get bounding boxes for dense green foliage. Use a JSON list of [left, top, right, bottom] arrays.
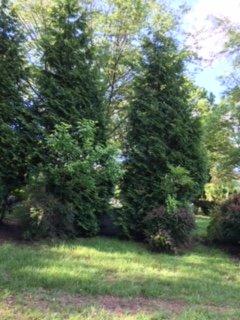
[[208, 193, 240, 244], [1, 2, 240, 319], [2, 0, 238, 249], [13, 0, 120, 237], [0, 0, 33, 221], [15, 121, 121, 238], [121, 34, 208, 239], [34, 0, 106, 141], [201, 98, 240, 201]]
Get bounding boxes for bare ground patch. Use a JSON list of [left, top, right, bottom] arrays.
[[2, 290, 235, 317], [98, 295, 186, 315]]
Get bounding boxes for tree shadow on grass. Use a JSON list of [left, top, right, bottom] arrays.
[[0, 239, 239, 307]]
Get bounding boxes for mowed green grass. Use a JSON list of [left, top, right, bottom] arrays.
[[0, 216, 239, 319]]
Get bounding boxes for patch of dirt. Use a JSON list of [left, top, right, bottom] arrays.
[[99, 296, 186, 315], [13, 292, 186, 315], [2, 291, 235, 317], [4, 295, 17, 307], [204, 304, 235, 314]]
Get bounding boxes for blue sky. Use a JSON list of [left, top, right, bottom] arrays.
[[169, 0, 240, 101], [193, 62, 229, 101], [186, 58, 231, 102]]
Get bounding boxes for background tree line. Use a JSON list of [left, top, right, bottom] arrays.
[[0, 0, 239, 250]]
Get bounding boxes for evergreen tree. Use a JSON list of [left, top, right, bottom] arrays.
[[121, 34, 208, 239], [27, 0, 117, 236], [0, 0, 31, 220], [35, 0, 106, 142]]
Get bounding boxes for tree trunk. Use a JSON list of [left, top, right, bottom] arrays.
[[0, 196, 8, 224]]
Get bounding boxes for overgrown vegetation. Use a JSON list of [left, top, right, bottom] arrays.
[[0, 0, 210, 248], [0, 0, 33, 221]]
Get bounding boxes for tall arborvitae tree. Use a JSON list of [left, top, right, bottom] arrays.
[[35, 0, 106, 142], [0, 0, 31, 220], [121, 34, 208, 239], [29, 0, 116, 235]]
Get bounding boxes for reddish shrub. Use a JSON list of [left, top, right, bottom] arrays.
[[208, 194, 240, 244], [144, 206, 195, 253]]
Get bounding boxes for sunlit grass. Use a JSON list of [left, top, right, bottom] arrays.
[[0, 239, 239, 303], [194, 215, 211, 239], [0, 215, 239, 319]]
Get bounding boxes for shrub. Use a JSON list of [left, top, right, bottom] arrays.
[[144, 206, 195, 252], [13, 174, 78, 239], [148, 229, 176, 253], [208, 194, 240, 244], [15, 121, 121, 239], [121, 164, 200, 240]]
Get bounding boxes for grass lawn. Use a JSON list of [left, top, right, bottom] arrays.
[[0, 216, 239, 319], [194, 215, 211, 239]]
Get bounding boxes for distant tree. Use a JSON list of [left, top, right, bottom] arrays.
[[121, 33, 208, 239], [203, 101, 240, 201], [190, 86, 240, 201], [218, 19, 240, 102], [95, 0, 174, 141], [223, 22, 240, 172]]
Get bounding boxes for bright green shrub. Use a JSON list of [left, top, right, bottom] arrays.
[[16, 120, 121, 238], [208, 194, 240, 244]]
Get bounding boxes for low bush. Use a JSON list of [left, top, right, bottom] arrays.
[[144, 206, 195, 253], [121, 165, 199, 240], [208, 193, 240, 244], [147, 228, 175, 253], [14, 174, 78, 239]]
